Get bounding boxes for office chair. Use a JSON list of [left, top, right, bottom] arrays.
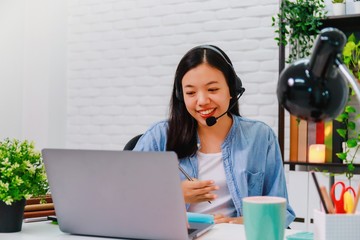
[[123, 134, 143, 150]]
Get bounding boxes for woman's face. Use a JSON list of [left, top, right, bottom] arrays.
[[181, 63, 232, 127]]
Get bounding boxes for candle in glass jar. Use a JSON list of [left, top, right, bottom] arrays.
[[308, 144, 325, 163]]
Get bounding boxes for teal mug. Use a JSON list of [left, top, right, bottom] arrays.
[[243, 196, 286, 240]]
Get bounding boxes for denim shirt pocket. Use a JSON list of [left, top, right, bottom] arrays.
[[245, 170, 264, 196]]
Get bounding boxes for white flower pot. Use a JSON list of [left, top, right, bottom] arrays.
[[332, 3, 346, 16], [355, 2, 360, 14]]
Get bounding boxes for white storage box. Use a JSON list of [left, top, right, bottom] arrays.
[[313, 209, 360, 240]]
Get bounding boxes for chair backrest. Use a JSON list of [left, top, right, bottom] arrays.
[[123, 134, 143, 150]]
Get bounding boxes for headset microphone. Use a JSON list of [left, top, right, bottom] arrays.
[[206, 93, 242, 127]]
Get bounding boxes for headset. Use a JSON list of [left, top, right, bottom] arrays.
[[175, 45, 245, 101]]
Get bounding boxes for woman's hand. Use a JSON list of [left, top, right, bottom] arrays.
[[181, 179, 218, 203], [213, 214, 243, 224]]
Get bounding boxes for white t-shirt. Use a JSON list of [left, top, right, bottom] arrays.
[[188, 151, 236, 217]]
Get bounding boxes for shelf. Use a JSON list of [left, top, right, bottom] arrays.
[[278, 14, 360, 174], [283, 161, 360, 174], [320, 14, 360, 32]]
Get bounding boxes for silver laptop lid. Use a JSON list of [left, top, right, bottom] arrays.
[[42, 149, 190, 240]]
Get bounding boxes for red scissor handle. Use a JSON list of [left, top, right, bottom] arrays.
[[331, 181, 346, 213]]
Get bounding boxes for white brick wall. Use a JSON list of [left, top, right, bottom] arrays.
[[66, 0, 282, 150]]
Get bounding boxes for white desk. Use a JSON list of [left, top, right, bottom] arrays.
[[0, 221, 300, 240]]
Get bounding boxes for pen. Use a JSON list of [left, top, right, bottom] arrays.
[[178, 165, 212, 204], [320, 186, 335, 214], [311, 171, 329, 214], [352, 184, 360, 214]]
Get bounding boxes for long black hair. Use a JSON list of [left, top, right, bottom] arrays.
[[166, 45, 241, 159]]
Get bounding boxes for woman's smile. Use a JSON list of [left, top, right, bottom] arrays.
[[198, 108, 216, 118]]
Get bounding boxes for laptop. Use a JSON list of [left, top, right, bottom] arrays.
[[42, 149, 213, 240]]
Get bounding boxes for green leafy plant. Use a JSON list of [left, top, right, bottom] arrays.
[[335, 34, 360, 180], [343, 33, 360, 81], [0, 138, 49, 205], [335, 98, 359, 180], [272, 0, 327, 63]]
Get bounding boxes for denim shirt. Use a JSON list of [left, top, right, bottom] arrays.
[[133, 115, 296, 227]]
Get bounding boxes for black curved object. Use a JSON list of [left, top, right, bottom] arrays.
[[123, 134, 143, 150], [277, 27, 349, 122]]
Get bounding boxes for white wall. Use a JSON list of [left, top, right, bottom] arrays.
[[0, 0, 67, 149], [65, 0, 282, 150], [0, 0, 25, 140]]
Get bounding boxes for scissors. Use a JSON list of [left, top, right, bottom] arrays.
[[330, 181, 356, 214]]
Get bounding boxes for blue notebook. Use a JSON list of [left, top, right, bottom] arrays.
[[286, 232, 313, 240], [187, 212, 214, 224]]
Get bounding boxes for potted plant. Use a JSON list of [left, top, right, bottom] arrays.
[[332, 0, 346, 16], [272, 0, 327, 63], [355, 0, 360, 14], [335, 33, 360, 180], [0, 138, 49, 232]]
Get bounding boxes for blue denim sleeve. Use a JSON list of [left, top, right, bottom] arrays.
[[132, 120, 168, 152]]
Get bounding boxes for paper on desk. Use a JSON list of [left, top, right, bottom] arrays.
[[187, 212, 214, 224]]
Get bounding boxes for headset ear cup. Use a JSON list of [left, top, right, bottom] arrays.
[[234, 75, 245, 97]]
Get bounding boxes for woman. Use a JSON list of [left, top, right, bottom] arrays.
[[133, 45, 295, 227]]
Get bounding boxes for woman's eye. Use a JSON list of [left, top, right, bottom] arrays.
[[185, 91, 195, 96], [208, 88, 219, 92]]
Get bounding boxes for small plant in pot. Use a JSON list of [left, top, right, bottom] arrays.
[[272, 0, 327, 63], [332, 0, 346, 16], [355, 0, 360, 15], [0, 138, 49, 232]]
